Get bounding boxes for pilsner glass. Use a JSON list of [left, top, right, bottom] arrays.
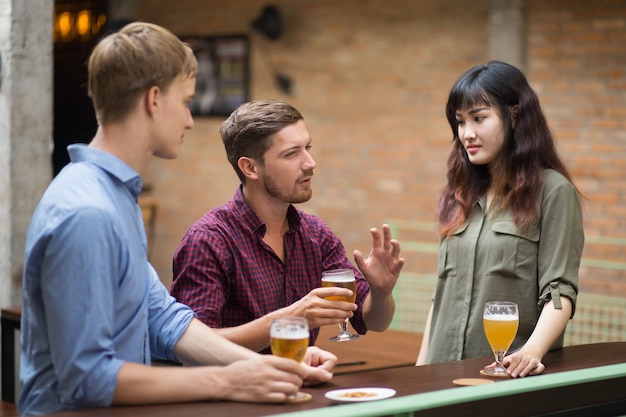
[[481, 301, 519, 377], [321, 268, 359, 342], [270, 317, 311, 402]]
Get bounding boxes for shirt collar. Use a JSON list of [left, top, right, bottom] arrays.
[[232, 185, 302, 237], [68, 144, 143, 199]]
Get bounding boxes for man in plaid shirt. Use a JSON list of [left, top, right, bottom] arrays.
[[171, 100, 405, 353]]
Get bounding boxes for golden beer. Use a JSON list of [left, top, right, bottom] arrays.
[[321, 268, 360, 341], [270, 317, 309, 363], [269, 317, 311, 401], [321, 279, 356, 303], [270, 336, 309, 362], [483, 314, 519, 353]]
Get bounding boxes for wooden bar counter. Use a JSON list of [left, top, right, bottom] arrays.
[[30, 342, 626, 417]]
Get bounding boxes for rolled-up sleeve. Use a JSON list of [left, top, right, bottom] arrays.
[[147, 264, 195, 361], [537, 175, 584, 316]]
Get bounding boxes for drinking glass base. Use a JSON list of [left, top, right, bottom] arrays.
[[329, 333, 359, 342], [285, 392, 312, 403], [480, 368, 511, 378]]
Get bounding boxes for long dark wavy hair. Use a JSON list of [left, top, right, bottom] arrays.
[[438, 60, 578, 236]]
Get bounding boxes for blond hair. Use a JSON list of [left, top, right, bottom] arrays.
[[88, 22, 197, 124]]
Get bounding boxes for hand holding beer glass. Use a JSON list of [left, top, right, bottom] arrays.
[[481, 301, 519, 377], [270, 317, 311, 402], [321, 268, 359, 342]]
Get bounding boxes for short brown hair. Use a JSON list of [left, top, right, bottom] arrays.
[[220, 100, 303, 183], [88, 22, 197, 124]]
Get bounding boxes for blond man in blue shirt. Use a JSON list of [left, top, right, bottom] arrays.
[[19, 22, 335, 416]]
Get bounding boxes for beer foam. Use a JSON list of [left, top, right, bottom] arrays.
[[322, 273, 355, 282], [270, 327, 310, 339], [483, 313, 518, 321]]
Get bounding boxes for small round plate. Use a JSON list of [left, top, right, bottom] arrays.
[[453, 378, 495, 386], [325, 387, 396, 402]]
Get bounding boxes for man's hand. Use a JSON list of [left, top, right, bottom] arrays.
[[220, 355, 306, 403], [354, 224, 404, 294], [301, 346, 337, 386], [284, 287, 357, 330]]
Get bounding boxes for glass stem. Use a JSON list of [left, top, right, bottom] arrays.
[[339, 319, 349, 334], [495, 352, 505, 368]]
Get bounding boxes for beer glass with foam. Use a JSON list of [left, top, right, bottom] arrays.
[[270, 317, 310, 401], [321, 268, 359, 342], [482, 301, 519, 377]]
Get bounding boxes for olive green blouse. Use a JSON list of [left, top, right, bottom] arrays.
[[427, 169, 584, 364]]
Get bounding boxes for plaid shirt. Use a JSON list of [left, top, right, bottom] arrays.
[[171, 186, 369, 352]]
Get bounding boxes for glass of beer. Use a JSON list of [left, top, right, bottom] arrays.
[[481, 301, 519, 377], [270, 317, 311, 402], [321, 268, 359, 342]]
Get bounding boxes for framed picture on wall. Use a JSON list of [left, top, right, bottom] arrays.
[[181, 35, 250, 117]]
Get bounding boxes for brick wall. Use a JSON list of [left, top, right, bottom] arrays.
[[527, 0, 626, 296], [133, 0, 626, 307]]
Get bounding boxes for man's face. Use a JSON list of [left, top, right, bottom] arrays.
[[259, 120, 317, 204], [152, 74, 196, 159]]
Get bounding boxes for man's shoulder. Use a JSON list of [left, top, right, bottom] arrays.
[[182, 202, 242, 240]]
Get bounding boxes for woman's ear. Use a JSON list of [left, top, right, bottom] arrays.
[[511, 104, 519, 129], [238, 157, 259, 180]]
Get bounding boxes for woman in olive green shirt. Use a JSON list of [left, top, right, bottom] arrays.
[[416, 61, 584, 378]]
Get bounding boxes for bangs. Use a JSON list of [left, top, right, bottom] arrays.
[[448, 83, 492, 113], [445, 74, 494, 130]]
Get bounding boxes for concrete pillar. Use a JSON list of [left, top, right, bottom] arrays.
[[0, 0, 53, 309], [489, 0, 526, 71]]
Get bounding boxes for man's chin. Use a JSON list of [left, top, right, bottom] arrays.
[[290, 192, 313, 204]]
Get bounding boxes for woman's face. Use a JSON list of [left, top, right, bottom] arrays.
[[455, 104, 506, 168]]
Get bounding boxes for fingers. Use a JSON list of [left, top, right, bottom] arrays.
[[302, 364, 333, 386], [226, 357, 304, 403], [353, 249, 365, 270], [369, 226, 383, 249], [310, 286, 354, 302], [503, 353, 545, 378], [296, 288, 356, 328], [302, 346, 336, 386], [381, 224, 392, 251]]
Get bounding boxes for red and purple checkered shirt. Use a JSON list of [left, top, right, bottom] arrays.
[[170, 186, 369, 352]]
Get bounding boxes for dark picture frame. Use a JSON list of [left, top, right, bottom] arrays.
[[181, 35, 250, 117]]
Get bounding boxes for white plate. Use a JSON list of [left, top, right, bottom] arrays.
[[325, 387, 396, 402]]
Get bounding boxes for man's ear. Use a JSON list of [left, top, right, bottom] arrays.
[[238, 157, 259, 180], [145, 86, 160, 117], [511, 104, 519, 129]]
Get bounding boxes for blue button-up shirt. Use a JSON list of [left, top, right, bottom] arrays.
[[19, 144, 194, 416]]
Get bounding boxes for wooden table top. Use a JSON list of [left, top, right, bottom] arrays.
[[316, 325, 421, 374], [35, 341, 626, 417]]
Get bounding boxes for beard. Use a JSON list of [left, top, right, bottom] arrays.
[[263, 170, 313, 204]]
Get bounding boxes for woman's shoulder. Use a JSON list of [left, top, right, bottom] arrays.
[[541, 169, 580, 205], [542, 168, 573, 189]]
